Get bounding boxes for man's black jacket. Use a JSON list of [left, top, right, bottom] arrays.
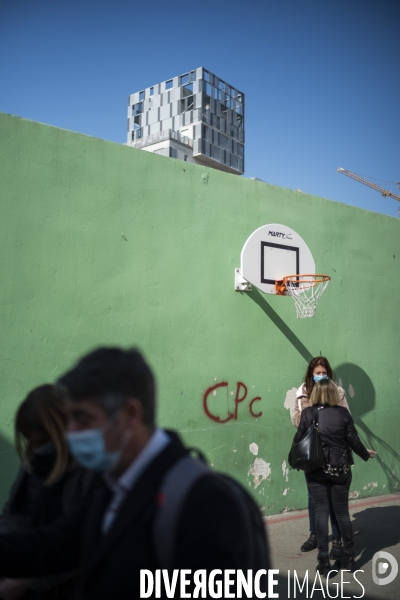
[[293, 404, 370, 466], [0, 431, 266, 599]]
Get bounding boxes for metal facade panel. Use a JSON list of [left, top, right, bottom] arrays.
[[147, 109, 159, 125], [171, 102, 178, 118], [162, 117, 173, 130], [160, 104, 172, 121]]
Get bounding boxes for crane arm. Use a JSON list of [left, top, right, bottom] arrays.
[[337, 167, 400, 202]]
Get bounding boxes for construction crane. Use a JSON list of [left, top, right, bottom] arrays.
[[337, 167, 400, 202]]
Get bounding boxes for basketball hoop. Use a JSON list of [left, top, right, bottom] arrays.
[[275, 274, 330, 319]]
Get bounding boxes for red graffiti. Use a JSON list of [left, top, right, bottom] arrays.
[[203, 382, 233, 423], [234, 382, 248, 419], [203, 381, 263, 423], [249, 396, 262, 418]]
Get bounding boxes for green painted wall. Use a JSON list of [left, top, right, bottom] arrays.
[[1, 112, 399, 514]]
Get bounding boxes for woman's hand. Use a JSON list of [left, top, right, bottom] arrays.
[[367, 449, 377, 459]]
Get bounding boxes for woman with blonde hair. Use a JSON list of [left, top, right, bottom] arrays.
[[0, 384, 93, 599], [292, 356, 349, 558], [292, 378, 376, 575]]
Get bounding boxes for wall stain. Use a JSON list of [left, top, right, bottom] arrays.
[[201, 168, 209, 184]]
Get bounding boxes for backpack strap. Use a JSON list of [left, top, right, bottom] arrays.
[[153, 454, 209, 569]]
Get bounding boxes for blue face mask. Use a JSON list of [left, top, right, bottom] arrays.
[[66, 428, 120, 472], [313, 375, 328, 383]]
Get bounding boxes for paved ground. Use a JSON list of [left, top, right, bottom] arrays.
[[264, 493, 400, 600]]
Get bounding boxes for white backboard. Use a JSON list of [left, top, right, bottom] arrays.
[[240, 224, 315, 294]]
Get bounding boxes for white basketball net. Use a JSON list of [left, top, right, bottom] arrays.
[[283, 275, 330, 319]]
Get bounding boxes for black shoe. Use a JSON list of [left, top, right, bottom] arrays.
[[340, 554, 355, 572], [316, 555, 332, 577], [329, 537, 343, 560], [301, 533, 318, 552]]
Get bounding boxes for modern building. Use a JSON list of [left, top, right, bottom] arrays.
[[126, 67, 244, 175]]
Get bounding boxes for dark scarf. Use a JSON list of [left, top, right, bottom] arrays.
[[15, 453, 67, 527]]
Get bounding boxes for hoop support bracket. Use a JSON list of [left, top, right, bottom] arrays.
[[235, 268, 252, 292]]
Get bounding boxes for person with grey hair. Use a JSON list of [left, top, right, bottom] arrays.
[[0, 347, 270, 600]]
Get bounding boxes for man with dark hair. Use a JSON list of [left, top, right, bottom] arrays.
[[0, 347, 270, 600]]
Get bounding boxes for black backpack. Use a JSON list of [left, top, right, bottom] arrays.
[[153, 452, 271, 577]]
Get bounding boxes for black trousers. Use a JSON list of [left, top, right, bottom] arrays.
[[306, 470, 353, 557]]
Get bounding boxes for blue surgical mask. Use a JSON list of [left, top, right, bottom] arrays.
[[66, 428, 120, 472], [313, 375, 328, 383]]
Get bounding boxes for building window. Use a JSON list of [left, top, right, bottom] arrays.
[[212, 115, 220, 130], [137, 129, 142, 139], [190, 71, 195, 81], [150, 87, 154, 96], [139, 91, 144, 101], [203, 70, 210, 82], [182, 82, 193, 95], [166, 79, 173, 90], [134, 115, 141, 130], [203, 125, 210, 141], [210, 145, 221, 161], [237, 143, 244, 158], [219, 80, 225, 92], [136, 102, 143, 114], [131, 106, 135, 116], [187, 96, 194, 111], [181, 73, 189, 85], [184, 155, 188, 161], [219, 133, 228, 149]]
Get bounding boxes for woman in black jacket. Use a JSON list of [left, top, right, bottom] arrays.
[[0, 384, 94, 600], [293, 378, 376, 575]]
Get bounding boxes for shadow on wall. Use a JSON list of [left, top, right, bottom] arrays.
[[247, 291, 399, 494], [335, 363, 400, 492], [335, 363, 375, 419], [245, 288, 313, 363], [0, 432, 19, 509]]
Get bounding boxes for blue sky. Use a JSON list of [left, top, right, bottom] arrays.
[[1, 0, 399, 217]]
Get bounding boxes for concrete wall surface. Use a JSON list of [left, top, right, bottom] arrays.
[[1, 112, 399, 513]]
